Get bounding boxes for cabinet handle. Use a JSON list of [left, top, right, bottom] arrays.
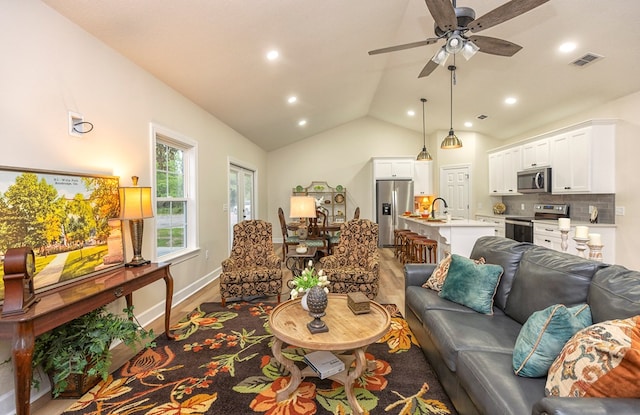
[[564, 186, 571, 189], [544, 239, 551, 243], [508, 189, 513, 192], [531, 163, 537, 167], [114, 287, 124, 298], [545, 228, 554, 232]]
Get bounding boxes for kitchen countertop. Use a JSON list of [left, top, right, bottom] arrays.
[[532, 219, 616, 227], [399, 216, 495, 228]]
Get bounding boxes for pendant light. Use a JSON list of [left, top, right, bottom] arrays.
[[416, 98, 433, 161], [441, 64, 463, 149]]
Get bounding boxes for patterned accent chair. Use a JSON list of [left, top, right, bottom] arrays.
[[220, 220, 282, 306], [319, 219, 380, 299]]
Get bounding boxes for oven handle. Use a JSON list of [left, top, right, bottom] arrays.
[[505, 219, 534, 227]]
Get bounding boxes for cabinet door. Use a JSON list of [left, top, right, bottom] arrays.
[[413, 161, 433, 195], [373, 160, 393, 179], [392, 160, 414, 179], [551, 128, 591, 193], [522, 139, 550, 169], [503, 147, 521, 194], [488, 152, 504, 194]]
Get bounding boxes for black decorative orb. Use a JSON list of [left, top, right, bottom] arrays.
[[306, 285, 329, 333]]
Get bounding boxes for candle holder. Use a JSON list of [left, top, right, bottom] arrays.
[[559, 229, 569, 252], [588, 244, 604, 262], [573, 237, 590, 259]]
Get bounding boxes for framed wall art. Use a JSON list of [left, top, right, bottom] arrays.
[[0, 166, 123, 302]]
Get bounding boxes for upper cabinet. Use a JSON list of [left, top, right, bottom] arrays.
[[372, 158, 414, 179], [521, 138, 550, 169], [488, 147, 521, 195], [413, 161, 433, 196], [550, 122, 615, 194]]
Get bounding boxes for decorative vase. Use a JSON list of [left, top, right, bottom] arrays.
[[301, 291, 310, 311], [306, 285, 329, 333]]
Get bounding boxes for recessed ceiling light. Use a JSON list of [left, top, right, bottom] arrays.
[[266, 50, 279, 61], [559, 42, 577, 53], [298, 119, 307, 127], [407, 110, 415, 117], [505, 97, 517, 105], [287, 96, 297, 104], [464, 121, 473, 128]]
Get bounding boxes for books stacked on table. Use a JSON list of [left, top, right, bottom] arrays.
[[303, 350, 345, 379]]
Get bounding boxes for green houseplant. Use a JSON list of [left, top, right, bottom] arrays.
[[32, 305, 155, 397]]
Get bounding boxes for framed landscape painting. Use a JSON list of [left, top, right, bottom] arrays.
[[0, 166, 124, 302]]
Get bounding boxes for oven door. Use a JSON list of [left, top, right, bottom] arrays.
[[505, 219, 533, 243]]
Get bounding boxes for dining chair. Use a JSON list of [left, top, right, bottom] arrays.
[[277, 207, 300, 260], [353, 206, 360, 220], [305, 208, 330, 257]]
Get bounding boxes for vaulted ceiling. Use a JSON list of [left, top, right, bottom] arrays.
[[42, 0, 640, 151]]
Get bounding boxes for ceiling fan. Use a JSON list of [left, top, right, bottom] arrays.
[[369, 0, 550, 77]]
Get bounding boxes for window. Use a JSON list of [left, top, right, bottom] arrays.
[[152, 125, 197, 260]]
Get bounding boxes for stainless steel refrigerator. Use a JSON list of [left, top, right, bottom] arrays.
[[376, 180, 414, 247]]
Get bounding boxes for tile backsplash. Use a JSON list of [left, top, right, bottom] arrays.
[[500, 194, 615, 224]]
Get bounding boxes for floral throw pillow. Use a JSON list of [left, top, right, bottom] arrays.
[[423, 254, 486, 292], [545, 315, 640, 398]]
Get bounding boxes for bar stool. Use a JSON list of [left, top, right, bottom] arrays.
[[402, 232, 422, 264], [393, 229, 412, 259], [412, 238, 438, 264]]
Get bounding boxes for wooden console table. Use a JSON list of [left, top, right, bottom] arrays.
[[0, 262, 174, 415]]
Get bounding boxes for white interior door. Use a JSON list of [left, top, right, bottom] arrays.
[[228, 164, 255, 249], [439, 165, 470, 219]]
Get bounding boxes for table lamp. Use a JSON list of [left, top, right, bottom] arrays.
[[119, 176, 154, 267], [290, 196, 316, 240]]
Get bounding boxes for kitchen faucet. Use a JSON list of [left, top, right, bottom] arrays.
[[431, 197, 448, 219]]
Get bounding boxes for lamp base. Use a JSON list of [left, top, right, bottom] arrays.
[[125, 258, 151, 267]]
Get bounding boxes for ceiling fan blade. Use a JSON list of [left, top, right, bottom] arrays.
[[418, 60, 439, 78], [425, 0, 457, 33], [368, 38, 439, 55], [468, 0, 550, 33], [469, 35, 522, 56]]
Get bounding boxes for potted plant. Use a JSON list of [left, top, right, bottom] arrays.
[[32, 305, 155, 398], [289, 261, 330, 310]]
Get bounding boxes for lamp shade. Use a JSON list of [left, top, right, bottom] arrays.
[[441, 129, 463, 149], [290, 196, 316, 218], [119, 186, 153, 219]]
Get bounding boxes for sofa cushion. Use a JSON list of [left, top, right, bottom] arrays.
[[513, 304, 592, 377], [469, 236, 532, 311], [439, 254, 503, 315], [589, 265, 640, 323], [504, 246, 605, 325], [545, 316, 640, 398], [423, 253, 451, 291], [457, 350, 547, 415], [422, 309, 521, 371]]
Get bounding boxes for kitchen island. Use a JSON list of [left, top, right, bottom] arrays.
[[397, 216, 495, 261]]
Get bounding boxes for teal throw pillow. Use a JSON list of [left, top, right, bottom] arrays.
[[513, 304, 592, 378], [438, 254, 503, 315]]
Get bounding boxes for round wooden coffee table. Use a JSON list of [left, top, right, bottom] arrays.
[[268, 294, 391, 415]]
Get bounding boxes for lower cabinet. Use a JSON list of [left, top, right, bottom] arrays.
[[475, 215, 506, 238], [533, 222, 616, 264]]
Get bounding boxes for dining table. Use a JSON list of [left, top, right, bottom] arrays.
[[286, 221, 343, 254]]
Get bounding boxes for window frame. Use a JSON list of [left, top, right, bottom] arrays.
[[151, 123, 198, 262]]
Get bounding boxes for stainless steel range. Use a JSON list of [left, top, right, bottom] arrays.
[[505, 203, 569, 243]]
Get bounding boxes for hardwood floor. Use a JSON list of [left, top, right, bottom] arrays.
[[33, 246, 405, 415]]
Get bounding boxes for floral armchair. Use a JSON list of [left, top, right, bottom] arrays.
[[318, 219, 380, 299], [220, 220, 282, 306]]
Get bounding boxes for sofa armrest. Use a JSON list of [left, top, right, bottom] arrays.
[[532, 397, 640, 415], [404, 263, 437, 287]]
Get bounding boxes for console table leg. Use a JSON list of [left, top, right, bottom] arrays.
[[164, 270, 175, 339], [13, 321, 34, 415]]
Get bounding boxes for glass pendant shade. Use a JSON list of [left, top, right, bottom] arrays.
[[416, 98, 432, 161], [441, 129, 463, 149]]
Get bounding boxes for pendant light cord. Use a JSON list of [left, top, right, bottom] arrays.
[[422, 98, 427, 147]]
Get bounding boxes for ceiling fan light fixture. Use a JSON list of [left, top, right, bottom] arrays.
[[462, 40, 479, 60], [416, 98, 432, 161], [431, 47, 450, 66], [445, 33, 465, 54]]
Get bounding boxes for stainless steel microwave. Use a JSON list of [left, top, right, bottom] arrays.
[[517, 167, 551, 193]]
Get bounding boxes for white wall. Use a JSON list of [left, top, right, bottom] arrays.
[[0, 2, 267, 411]]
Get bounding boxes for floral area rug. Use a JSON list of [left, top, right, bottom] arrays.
[[63, 301, 456, 415]]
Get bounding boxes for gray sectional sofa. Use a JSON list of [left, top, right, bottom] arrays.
[[404, 236, 640, 415]]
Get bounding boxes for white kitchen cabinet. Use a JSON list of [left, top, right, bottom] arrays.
[[533, 221, 616, 264], [488, 147, 521, 195], [372, 158, 414, 179], [550, 122, 615, 194], [521, 138, 550, 169], [476, 214, 506, 238], [413, 160, 433, 196]]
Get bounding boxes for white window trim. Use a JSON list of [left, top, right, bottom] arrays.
[[150, 123, 199, 262]]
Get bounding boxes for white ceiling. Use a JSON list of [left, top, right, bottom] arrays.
[[42, 0, 640, 151]]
